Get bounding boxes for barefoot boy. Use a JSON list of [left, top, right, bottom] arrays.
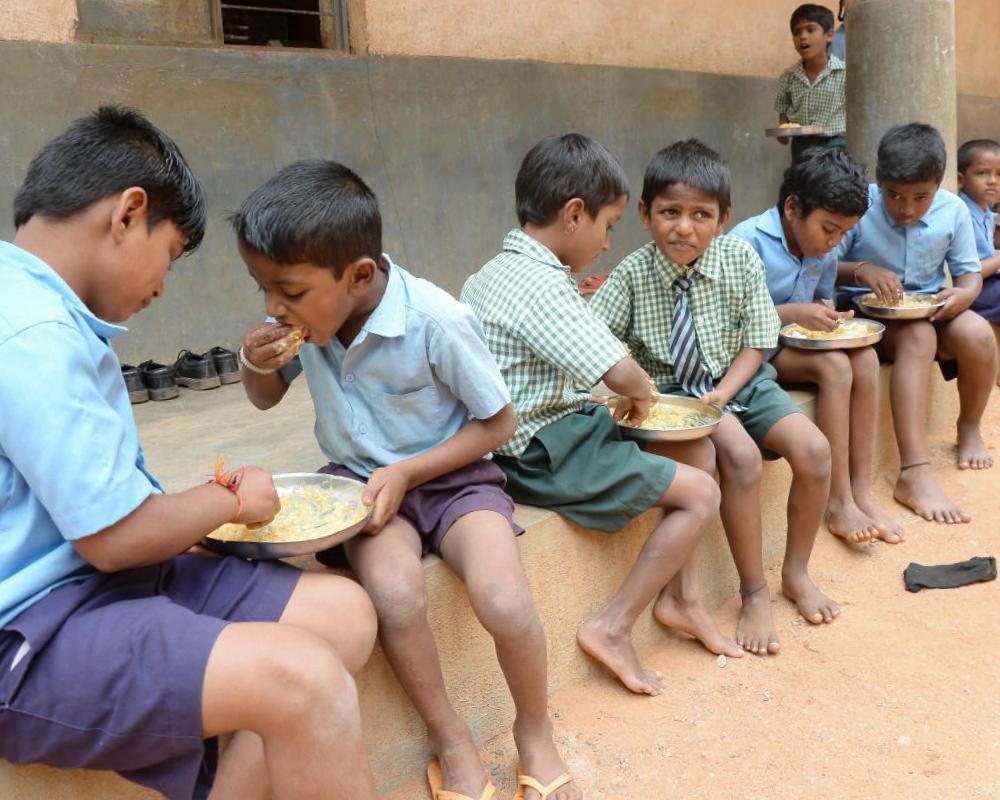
[[0, 108, 379, 800], [775, 4, 847, 161], [462, 133, 730, 701], [591, 140, 838, 656], [837, 123, 997, 522], [959, 139, 1000, 325], [731, 149, 904, 544], [234, 160, 578, 800]]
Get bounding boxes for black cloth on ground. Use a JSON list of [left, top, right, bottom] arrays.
[[903, 556, 996, 592]]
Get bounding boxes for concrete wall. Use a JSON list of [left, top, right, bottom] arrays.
[[76, 0, 215, 45], [0, 0, 77, 42]]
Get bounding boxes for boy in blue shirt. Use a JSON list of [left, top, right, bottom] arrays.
[[958, 139, 1000, 324], [234, 161, 579, 800], [732, 149, 904, 545], [837, 123, 998, 524], [0, 108, 379, 800]]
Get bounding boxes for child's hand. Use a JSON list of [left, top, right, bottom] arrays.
[[699, 390, 728, 409], [777, 136, 791, 146], [795, 303, 842, 332], [361, 464, 410, 534], [235, 466, 281, 527], [243, 322, 304, 373], [856, 263, 904, 305], [930, 286, 976, 321], [613, 396, 650, 427]]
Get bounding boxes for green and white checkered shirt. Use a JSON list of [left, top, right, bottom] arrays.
[[461, 229, 628, 457], [590, 237, 780, 386], [775, 54, 846, 136]]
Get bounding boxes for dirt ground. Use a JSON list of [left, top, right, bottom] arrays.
[[384, 401, 1000, 800]]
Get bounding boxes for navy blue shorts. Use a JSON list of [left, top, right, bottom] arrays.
[[0, 555, 300, 800]]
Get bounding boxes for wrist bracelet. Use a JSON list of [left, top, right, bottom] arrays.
[[210, 455, 246, 523], [853, 260, 870, 284], [239, 345, 277, 375]]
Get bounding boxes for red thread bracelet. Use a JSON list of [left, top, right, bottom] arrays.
[[210, 455, 246, 524]]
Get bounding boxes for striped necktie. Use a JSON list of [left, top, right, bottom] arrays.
[[670, 272, 745, 413]]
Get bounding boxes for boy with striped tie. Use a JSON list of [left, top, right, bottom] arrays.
[[591, 140, 837, 656]]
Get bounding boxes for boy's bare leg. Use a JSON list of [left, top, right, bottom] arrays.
[[708, 414, 777, 655], [844, 347, 904, 542], [646, 438, 742, 658], [343, 517, 487, 797], [881, 321, 970, 522], [209, 573, 378, 800], [440, 511, 580, 800], [577, 463, 719, 694], [202, 622, 377, 800], [938, 310, 997, 470], [773, 348, 883, 544], [760, 414, 838, 625]]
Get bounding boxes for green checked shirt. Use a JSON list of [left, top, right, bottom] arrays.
[[775, 54, 846, 136], [461, 229, 628, 457], [590, 237, 781, 387]]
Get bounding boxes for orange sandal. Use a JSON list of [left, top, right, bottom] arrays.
[[513, 769, 575, 799], [426, 761, 496, 800]]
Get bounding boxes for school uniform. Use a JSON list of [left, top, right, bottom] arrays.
[[590, 236, 797, 454], [0, 242, 299, 800], [961, 191, 1000, 323], [461, 229, 676, 532], [279, 255, 519, 555], [775, 54, 847, 161]]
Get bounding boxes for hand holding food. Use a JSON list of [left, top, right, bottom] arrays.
[[242, 322, 305, 373]]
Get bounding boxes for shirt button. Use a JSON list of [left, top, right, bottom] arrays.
[[358, 424, 367, 435], [345, 373, 355, 383]]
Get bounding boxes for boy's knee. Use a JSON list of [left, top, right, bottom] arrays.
[[468, 579, 540, 639], [338, 581, 379, 672], [897, 322, 937, 356], [366, 568, 428, 629], [791, 429, 832, 480], [260, 634, 357, 722], [718, 439, 762, 488], [686, 471, 722, 520], [816, 352, 852, 389]]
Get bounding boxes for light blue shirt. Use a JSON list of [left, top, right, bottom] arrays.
[[280, 257, 511, 477], [0, 242, 160, 628], [837, 184, 981, 294], [959, 191, 996, 261], [730, 206, 838, 304], [830, 23, 846, 62]]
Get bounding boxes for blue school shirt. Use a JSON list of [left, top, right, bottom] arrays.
[[0, 242, 160, 628], [837, 184, 981, 294], [279, 256, 511, 478], [959, 191, 996, 261], [830, 24, 846, 62], [730, 206, 837, 305]]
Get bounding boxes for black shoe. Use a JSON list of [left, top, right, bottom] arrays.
[[138, 360, 180, 401], [174, 350, 221, 390], [209, 346, 241, 385], [121, 364, 149, 404]]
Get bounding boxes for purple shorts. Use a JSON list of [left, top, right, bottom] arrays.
[[318, 459, 523, 556], [971, 274, 1000, 325], [0, 555, 300, 800]]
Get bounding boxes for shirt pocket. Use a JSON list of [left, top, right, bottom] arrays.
[[370, 384, 444, 453], [910, 230, 951, 287]]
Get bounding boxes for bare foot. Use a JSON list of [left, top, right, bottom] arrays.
[[735, 584, 779, 656], [854, 491, 905, 543], [894, 463, 971, 524], [824, 498, 883, 544], [577, 615, 665, 696], [957, 422, 993, 470], [653, 590, 743, 658], [513, 720, 581, 800], [781, 569, 840, 624], [429, 723, 490, 798]]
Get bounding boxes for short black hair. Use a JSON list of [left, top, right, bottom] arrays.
[[876, 123, 947, 185], [231, 160, 382, 277], [778, 148, 869, 219], [641, 139, 732, 217], [958, 139, 1000, 174], [515, 133, 630, 226], [13, 105, 205, 253], [790, 3, 835, 32]]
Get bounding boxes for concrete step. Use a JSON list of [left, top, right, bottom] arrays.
[[0, 366, 958, 798]]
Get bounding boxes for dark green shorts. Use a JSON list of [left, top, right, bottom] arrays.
[[658, 362, 802, 459], [493, 404, 676, 533]]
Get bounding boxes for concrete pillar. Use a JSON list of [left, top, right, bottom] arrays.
[[846, 0, 957, 191]]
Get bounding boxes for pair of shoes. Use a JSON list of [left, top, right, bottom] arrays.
[[175, 348, 241, 388], [125, 361, 180, 402], [426, 762, 495, 800]]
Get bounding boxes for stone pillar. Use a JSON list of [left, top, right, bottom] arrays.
[[846, 0, 957, 190]]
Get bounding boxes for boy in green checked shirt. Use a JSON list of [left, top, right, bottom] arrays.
[[591, 140, 837, 657], [462, 134, 738, 698], [775, 3, 846, 162]]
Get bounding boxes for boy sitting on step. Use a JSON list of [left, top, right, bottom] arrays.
[[234, 161, 578, 800], [590, 140, 838, 657], [462, 133, 731, 704]]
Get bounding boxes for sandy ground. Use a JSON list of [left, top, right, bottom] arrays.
[[384, 402, 1000, 800]]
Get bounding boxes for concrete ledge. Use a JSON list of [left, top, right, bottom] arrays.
[[0, 367, 958, 798]]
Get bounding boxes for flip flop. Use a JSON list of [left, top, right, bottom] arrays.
[[426, 760, 496, 800], [513, 769, 575, 799]]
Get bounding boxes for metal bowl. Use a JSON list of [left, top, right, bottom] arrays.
[[765, 124, 825, 137], [607, 394, 722, 442], [779, 319, 885, 350], [853, 292, 945, 320], [203, 473, 370, 560]]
